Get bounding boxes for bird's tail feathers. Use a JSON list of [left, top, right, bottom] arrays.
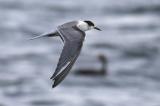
[[29, 31, 58, 40]]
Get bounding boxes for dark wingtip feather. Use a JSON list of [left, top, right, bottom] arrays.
[[51, 79, 60, 88], [51, 67, 70, 88], [52, 82, 57, 88], [50, 76, 54, 79]]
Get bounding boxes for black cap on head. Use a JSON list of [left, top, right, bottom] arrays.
[[84, 20, 94, 26]]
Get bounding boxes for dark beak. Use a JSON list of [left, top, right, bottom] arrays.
[[94, 26, 102, 31]]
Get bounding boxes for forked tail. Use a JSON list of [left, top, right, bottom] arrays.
[[29, 31, 58, 40]]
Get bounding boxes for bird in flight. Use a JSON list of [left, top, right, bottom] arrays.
[[30, 20, 101, 88]]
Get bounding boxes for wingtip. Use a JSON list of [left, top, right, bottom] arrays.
[[52, 84, 57, 88], [51, 80, 59, 88]]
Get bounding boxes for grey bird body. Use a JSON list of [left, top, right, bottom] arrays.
[[30, 20, 101, 88], [50, 21, 85, 87]]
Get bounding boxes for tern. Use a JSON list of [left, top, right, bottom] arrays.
[[30, 20, 101, 88]]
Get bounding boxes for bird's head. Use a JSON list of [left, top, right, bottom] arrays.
[[77, 20, 101, 31], [98, 54, 107, 64]]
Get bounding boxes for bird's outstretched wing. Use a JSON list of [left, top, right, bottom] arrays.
[[50, 25, 85, 88]]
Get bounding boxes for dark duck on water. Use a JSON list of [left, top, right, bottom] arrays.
[[74, 54, 108, 76]]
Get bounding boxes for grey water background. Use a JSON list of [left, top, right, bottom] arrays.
[[0, 0, 160, 106]]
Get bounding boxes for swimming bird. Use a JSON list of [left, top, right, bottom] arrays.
[[30, 20, 101, 88], [74, 54, 108, 76]]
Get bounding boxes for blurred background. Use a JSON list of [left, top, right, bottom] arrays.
[[0, 0, 160, 106]]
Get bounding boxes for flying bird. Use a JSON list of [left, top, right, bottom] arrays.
[[30, 20, 101, 88]]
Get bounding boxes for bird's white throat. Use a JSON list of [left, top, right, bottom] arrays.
[[77, 21, 91, 31]]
